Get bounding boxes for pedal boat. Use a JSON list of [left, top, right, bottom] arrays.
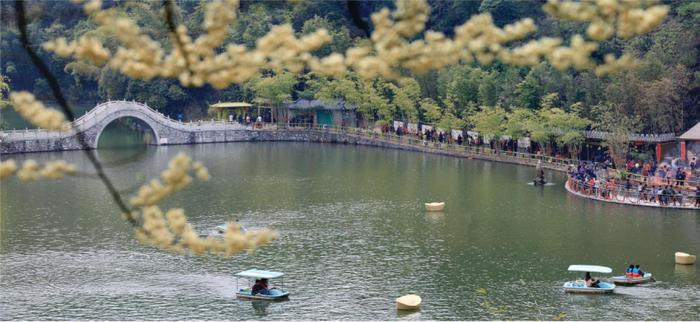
[[611, 272, 653, 285], [425, 202, 445, 211], [563, 265, 615, 294], [235, 269, 289, 301]]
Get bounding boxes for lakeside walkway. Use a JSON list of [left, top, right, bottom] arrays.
[[1, 101, 697, 210]]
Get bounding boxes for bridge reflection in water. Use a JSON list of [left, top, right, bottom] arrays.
[[97, 116, 156, 149]]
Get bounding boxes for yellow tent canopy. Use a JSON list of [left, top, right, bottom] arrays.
[[210, 102, 253, 109], [209, 102, 253, 120]]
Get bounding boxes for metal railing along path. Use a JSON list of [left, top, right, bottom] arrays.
[[566, 178, 699, 209]]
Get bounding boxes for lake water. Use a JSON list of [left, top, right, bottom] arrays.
[[1, 142, 698, 320]]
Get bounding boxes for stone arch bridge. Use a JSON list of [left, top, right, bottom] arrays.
[[0, 100, 263, 154]]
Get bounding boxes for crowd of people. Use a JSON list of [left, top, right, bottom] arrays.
[[621, 157, 697, 185], [568, 161, 700, 208], [390, 125, 529, 153]]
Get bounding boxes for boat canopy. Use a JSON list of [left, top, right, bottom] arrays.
[[236, 269, 284, 279], [568, 265, 612, 274]]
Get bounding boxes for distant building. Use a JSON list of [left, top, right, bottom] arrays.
[[286, 99, 358, 127], [580, 130, 677, 162], [679, 122, 700, 162]]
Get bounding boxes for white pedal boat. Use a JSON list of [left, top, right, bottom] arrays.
[[563, 265, 615, 294], [235, 269, 289, 301]]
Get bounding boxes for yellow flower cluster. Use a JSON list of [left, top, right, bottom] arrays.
[[500, 37, 562, 67], [39, 160, 79, 179], [0, 159, 18, 180], [0, 159, 77, 181], [47, 0, 668, 86], [341, 2, 538, 78], [128, 153, 277, 255], [593, 53, 636, 76], [8, 91, 70, 131], [134, 206, 277, 256], [544, 0, 669, 40], [42, 36, 110, 65], [69, 0, 166, 80], [345, 0, 653, 77], [57, 0, 332, 89], [130, 152, 199, 207], [548, 35, 598, 70], [192, 161, 210, 181], [16, 160, 39, 181]]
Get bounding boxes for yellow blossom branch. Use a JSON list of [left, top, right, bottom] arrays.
[[8, 91, 70, 131], [44, 0, 668, 87], [129, 153, 277, 255], [10, 0, 277, 257], [1, 159, 77, 181]]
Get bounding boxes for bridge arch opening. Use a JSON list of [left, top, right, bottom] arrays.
[[95, 116, 159, 149]]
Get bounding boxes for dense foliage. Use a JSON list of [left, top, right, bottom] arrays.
[[1, 0, 698, 134]]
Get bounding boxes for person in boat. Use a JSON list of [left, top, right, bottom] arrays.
[[584, 272, 600, 288], [252, 278, 270, 295], [629, 265, 639, 278], [625, 264, 635, 278], [533, 161, 546, 185], [635, 265, 645, 277]]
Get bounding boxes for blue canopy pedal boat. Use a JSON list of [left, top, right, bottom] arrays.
[[563, 265, 616, 294], [235, 269, 289, 301]]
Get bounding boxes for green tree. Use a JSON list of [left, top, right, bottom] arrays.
[[0, 74, 9, 108], [438, 112, 466, 130], [477, 72, 499, 107], [387, 78, 421, 122], [247, 72, 297, 124], [504, 108, 534, 140], [594, 104, 641, 168], [419, 98, 442, 123], [300, 16, 353, 57], [547, 108, 590, 158], [442, 65, 484, 117], [470, 106, 507, 147], [98, 68, 128, 101]]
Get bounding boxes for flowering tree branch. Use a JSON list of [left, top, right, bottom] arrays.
[[13, 0, 135, 224], [10, 1, 279, 256]]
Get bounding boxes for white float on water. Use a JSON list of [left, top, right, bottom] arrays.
[[396, 294, 421, 310], [675, 252, 696, 265], [425, 202, 445, 212]]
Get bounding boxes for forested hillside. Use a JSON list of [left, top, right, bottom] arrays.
[[1, 0, 698, 133]]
